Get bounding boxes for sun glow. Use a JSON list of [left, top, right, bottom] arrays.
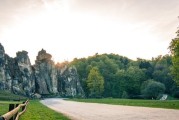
[[0, 0, 169, 64]]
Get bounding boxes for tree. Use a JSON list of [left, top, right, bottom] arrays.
[[138, 59, 153, 79], [141, 80, 166, 99], [71, 53, 175, 98], [125, 66, 146, 96], [152, 55, 174, 94], [87, 67, 104, 98], [169, 20, 179, 86]]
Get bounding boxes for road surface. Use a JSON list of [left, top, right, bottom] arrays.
[[41, 98, 179, 120]]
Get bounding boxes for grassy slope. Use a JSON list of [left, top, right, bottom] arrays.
[[0, 90, 70, 120], [0, 90, 26, 116], [0, 90, 27, 101], [0, 100, 70, 120], [0, 91, 70, 120], [0, 101, 21, 115], [0, 102, 9, 115], [20, 100, 70, 120], [70, 98, 179, 109]]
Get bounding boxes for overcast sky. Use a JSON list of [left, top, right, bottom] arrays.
[[0, 0, 179, 64]]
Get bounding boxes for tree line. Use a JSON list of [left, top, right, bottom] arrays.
[[70, 53, 178, 99]]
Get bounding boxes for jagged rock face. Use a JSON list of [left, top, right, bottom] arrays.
[[0, 43, 6, 90], [0, 45, 35, 96], [34, 49, 58, 95], [0, 44, 5, 65], [3, 55, 14, 91], [57, 66, 84, 97], [0, 43, 84, 98], [12, 51, 35, 96], [0, 44, 12, 91]]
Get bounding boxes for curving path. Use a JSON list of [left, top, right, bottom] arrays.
[[41, 98, 179, 120]]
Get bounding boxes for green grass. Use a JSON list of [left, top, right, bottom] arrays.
[[0, 90, 70, 120], [70, 98, 179, 109], [0, 90, 26, 116], [0, 101, 22, 115], [20, 100, 70, 120], [0, 102, 9, 115], [0, 90, 27, 101], [0, 100, 70, 120]]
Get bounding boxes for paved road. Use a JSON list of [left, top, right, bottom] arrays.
[[41, 98, 179, 120]]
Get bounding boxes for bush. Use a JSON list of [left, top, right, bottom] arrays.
[[141, 80, 166, 99], [121, 91, 129, 98], [173, 91, 179, 98]]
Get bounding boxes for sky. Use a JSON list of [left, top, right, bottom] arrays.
[[0, 0, 179, 64]]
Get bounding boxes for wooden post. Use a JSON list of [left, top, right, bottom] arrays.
[[9, 104, 15, 120], [22, 102, 25, 111], [13, 104, 19, 120], [4, 100, 28, 120]]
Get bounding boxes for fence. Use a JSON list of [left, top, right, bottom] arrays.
[[0, 100, 29, 120]]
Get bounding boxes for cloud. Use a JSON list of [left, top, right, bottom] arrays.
[[0, 0, 178, 63], [0, 0, 44, 28], [71, 0, 179, 41]]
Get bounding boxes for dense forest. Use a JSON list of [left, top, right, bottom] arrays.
[[69, 53, 178, 99]]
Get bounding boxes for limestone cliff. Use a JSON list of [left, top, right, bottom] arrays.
[[34, 49, 58, 95], [57, 65, 84, 97], [0, 43, 6, 90], [0, 43, 84, 98], [12, 51, 35, 96]]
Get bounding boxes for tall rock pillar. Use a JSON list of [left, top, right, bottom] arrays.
[[34, 49, 58, 95]]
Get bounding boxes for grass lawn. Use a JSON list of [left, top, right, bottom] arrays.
[[70, 98, 179, 110], [0, 101, 9, 116], [0, 90, 27, 101], [0, 101, 21, 115], [0, 100, 70, 120]]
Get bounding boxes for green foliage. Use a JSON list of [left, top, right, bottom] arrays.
[[70, 98, 179, 109], [114, 66, 145, 98], [125, 66, 146, 95], [87, 67, 104, 98], [169, 21, 179, 86], [152, 55, 174, 94], [169, 37, 179, 86], [71, 54, 132, 97], [0, 90, 27, 101], [121, 91, 129, 98], [173, 90, 179, 98], [141, 80, 166, 99], [70, 53, 175, 98], [138, 59, 153, 79]]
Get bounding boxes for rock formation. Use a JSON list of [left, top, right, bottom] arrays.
[[0, 43, 6, 90], [12, 51, 35, 96], [57, 66, 84, 97], [34, 49, 58, 95], [0, 43, 84, 98]]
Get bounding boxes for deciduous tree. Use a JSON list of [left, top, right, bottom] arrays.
[[169, 21, 179, 86], [141, 80, 166, 99], [87, 67, 104, 98]]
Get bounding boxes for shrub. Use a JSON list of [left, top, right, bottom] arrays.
[[121, 91, 129, 98], [141, 80, 166, 99], [173, 90, 179, 98]]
